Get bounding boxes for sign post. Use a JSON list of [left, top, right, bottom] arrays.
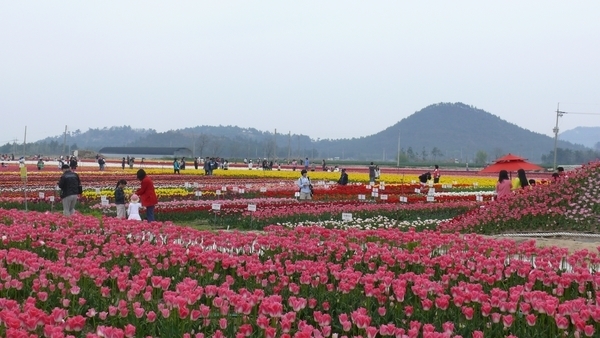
[[20, 164, 28, 211]]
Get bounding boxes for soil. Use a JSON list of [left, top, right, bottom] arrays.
[[485, 235, 600, 253]]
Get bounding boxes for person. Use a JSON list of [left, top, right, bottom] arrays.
[[127, 194, 142, 221], [37, 158, 44, 170], [58, 164, 81, 216], [204, 157, 211, 174], [173, 159, 180, 174], [69, 156, 78, 170], [368, 162, 377, 183], [418, 172, 432, 187], [121, 157, 126, 170], [304, 158, 310, 171], [114, 179, 127, 219], [512, 168, 530, 190], [552, 172, 560, 182], [98, 157, 106, 171], [433, 165, 441, 184], [495, 170, 512, 199], [292, 159, 297, 171], [135, 169, 158, 222], [337, 168, 348, 185], [557, 166, 568, 179], [528, 179, 536, 186], [322, 159, 326, 171], [194, 157, 199, 170], [297, 169, 313, 200]]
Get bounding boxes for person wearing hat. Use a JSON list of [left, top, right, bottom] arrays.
[[297, 169, 313, 200], [58, 163, 81, 216], [135, 169, 158, 222], [337, 168, 349, 186], [127, 194, 142, 220]]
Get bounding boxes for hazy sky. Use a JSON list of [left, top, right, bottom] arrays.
[[2, 1, 600, 144]]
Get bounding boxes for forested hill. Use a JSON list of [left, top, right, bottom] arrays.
[[4, 103, 592, 164], [318, 103, 586, 162]]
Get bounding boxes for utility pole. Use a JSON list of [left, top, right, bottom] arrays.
[[23, 126, 27, 157], [287, 132, 291, 161], [62, 126, 68, 155], [552, 103, 600, 171], [552, 104, 564, 172], [396, 128, 401, 167]]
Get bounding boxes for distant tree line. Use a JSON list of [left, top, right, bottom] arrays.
[[541, 148, 600, 165]]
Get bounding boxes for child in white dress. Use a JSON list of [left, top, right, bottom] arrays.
[[127, 194, 142, 221]]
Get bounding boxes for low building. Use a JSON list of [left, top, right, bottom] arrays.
[[98, 147, 193, 159]]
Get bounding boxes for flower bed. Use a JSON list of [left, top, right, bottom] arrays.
[[1, 209, 599, 337]]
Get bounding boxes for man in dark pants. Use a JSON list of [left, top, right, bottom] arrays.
[[58, 164, 81, 216]]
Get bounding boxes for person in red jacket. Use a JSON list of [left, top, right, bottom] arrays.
[[135, 169, 158, 222]]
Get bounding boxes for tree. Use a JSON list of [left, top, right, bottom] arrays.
[[431, 147, 443, 162], [493, 148, 504, 160], [421, 147, 428, 162], [475, 150, 488, 165], [407, 147, 416, 162], [195, 133, 210, 158]]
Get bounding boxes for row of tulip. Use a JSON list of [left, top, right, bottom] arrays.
[[0, 209, 599, 337], [439, 161, 600, 234]]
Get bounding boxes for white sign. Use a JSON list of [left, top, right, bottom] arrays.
[[372, 188, 378, 193], [426, 196, 435, 202], [100, 195, 107, 201], [294, 191, 300, 197], [221, 186, 227, 191], [259, 187, 267, 193], [245, 184, 252, 188], [95, 188, 101, 194], [216, 190, 221, 195], [399, 196, 408, 203], [429, 188, 436, 194], [194, 182, 199, 188], [101, 199, 109, 206], [365, 184, 372, 190], [232, 187, 239, 192], [414, 188, 421, 194], [239, 189, 245, 194], [49, 196, 55, 202], [380, 194, 388, 200], [476, 195, 484, 202], [371, 191, 379, 198], [247, 204, 257, 212], [38, 192, 45, 198], [184, 182, 190, 188], [195, 191, 202, 197], [358, 194, 366, 201], [342, 213, 353, 221], [211, 203, 221, 211], [279, 182, 284, 186]]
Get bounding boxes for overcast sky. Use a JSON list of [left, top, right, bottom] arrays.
[[1, 1, 600, 144]]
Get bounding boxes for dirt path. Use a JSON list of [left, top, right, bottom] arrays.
[[487, 235, 600, 253]]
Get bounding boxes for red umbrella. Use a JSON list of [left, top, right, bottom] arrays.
[[479, 153, 543, 173]]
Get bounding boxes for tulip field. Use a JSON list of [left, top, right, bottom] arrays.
[[0, 161, 599, 337]]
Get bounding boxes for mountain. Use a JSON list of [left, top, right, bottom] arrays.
[[4, 102, 595, 164], [317, 103, 587, 162], [560, 127, 600, 149]]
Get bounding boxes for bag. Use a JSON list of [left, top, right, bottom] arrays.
[[309, 184, 314, 196], [78, 186, 83, 194]]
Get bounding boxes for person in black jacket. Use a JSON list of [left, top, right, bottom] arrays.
[[58, 164, 81, 216], [337, 169, 349, 185]]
